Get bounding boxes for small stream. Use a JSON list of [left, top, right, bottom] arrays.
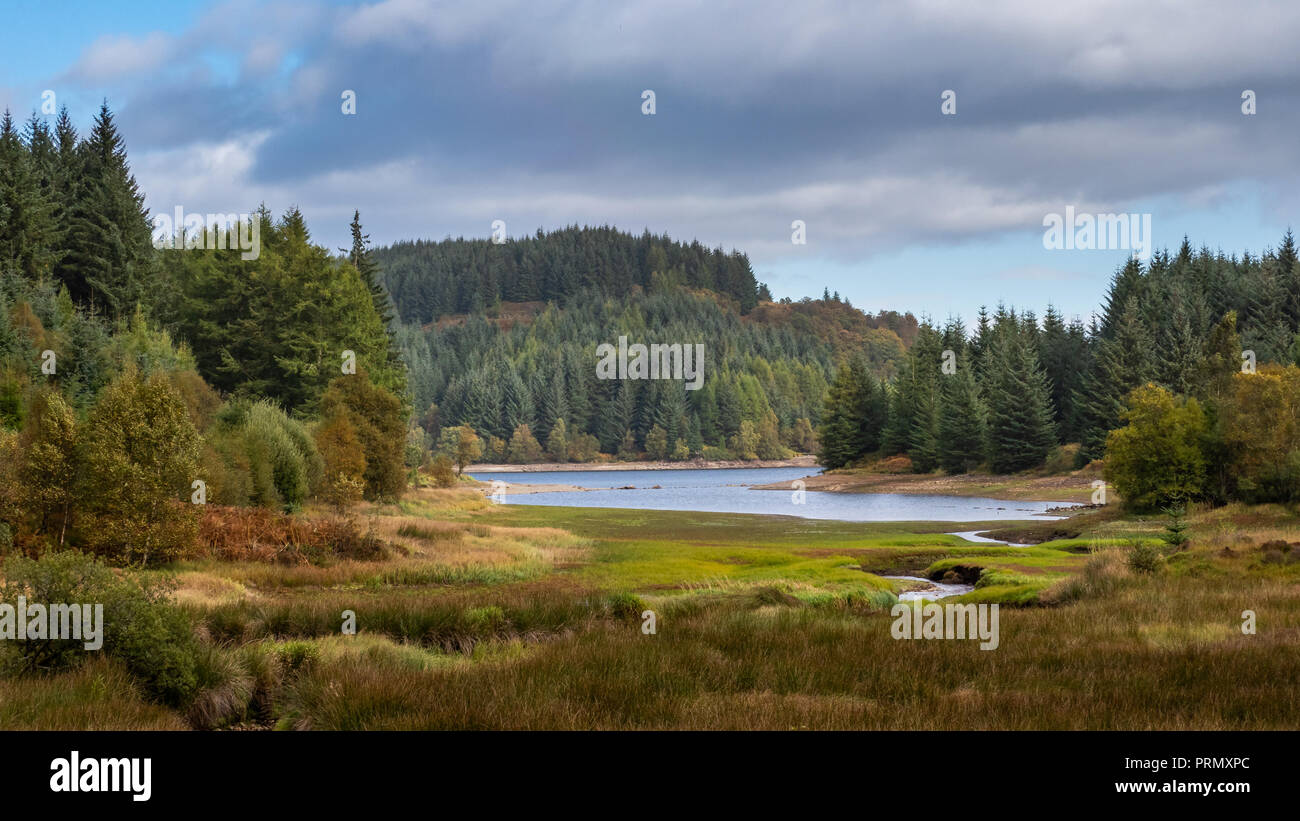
[[881, 575, 976, 601], [880, 530, 1016, 600]]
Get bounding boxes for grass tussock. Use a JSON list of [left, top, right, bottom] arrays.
[[0, 656, 188, 730]]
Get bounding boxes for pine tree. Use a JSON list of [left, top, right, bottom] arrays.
[[1038, 305, 1081, 441], [1075, 298, 1154, 462], [1196, 310, 1241, 403], [882, 323, 942, 465], [343, 210, 405, 376], [985, 330, 1055, 472], [345, 211, 396, 324], [56, 102, 155, 316], [1278, 229, 1300, 328], [0, 110, 59, 279], [938, 357, 987, 473]]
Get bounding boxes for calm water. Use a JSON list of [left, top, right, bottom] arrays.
[[466, 467, 1076, 522]]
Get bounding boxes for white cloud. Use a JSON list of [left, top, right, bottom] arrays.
[[71, 32, 175, 81]]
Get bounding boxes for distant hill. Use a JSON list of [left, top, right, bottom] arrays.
[[374, 225, 765, 323], [375, 226, 917, 462]]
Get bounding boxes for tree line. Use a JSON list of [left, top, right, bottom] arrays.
[[819, 233, 1300, 511], [399, 288, 836, 463]]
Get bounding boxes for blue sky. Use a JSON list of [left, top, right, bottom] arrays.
[[4, 0, 1298, 323]]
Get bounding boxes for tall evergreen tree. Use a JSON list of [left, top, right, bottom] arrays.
[[56, 101, 155, 316], [985, 330, 1055, 472], [1075, 298, 1154, 462], [938, 355, 988, 473]]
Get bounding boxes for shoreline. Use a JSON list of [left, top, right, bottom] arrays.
[[465, 455, 819, 473], [463, 459, 1099, 506], [750, 468, 1099, 503]]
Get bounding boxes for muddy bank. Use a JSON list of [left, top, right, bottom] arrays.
[[751, 468, 1097, 503], [475, 481, 588, 495]]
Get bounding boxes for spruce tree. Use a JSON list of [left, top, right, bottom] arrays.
[[1075, 298, 1154, 462], [938, 356, 988, 473], [57, 101, 155, 316], [345, 210, 396, 327], [0, 110, 59, 279], [985, 330, 1055, 472], [882, 322, 942, 460]]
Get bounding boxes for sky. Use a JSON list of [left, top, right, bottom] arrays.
[[4, 0, 1299, 323]]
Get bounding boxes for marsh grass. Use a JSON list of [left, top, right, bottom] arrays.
[[271, 571, 1300, 729], [6, 488, 1299, 731], [0, 656, 187, 730]]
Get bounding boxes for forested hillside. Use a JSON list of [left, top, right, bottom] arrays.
[[378, 226, 919, 462], [375, 227, 770, 322]]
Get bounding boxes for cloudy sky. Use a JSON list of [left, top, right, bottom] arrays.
[[4, 0, 1299, 322]]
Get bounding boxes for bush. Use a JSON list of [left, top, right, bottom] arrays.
[[1043, 443, 1080, 475], [1104, 384, 1208, 512], [209, 400, 323, 511], [1126, 540, 1163, 575], [429, 453, 457, 488], [79, 367, 201, 564], [0, 551, 202, 706], [700, 445, 731, 461], [320, 371, 407, 499], [196, 506, 386, 563]]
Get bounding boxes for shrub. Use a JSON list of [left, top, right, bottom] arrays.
[[0, 551, 202, 706], [567, 432, 601, 462], [1104, 384, 1208, 512], [320, 371, 407, 499], [1043, 443, 1080, 475], [1126, 540, 1163, 575], [209, 400, 323, 511], [79, 367, 201, 564], [196, 506, 386, 563], [429, 453, 457, 488]]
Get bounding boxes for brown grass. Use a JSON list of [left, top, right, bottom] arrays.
[[197, 506, 386, 563], [0, 656, 188, 730]]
